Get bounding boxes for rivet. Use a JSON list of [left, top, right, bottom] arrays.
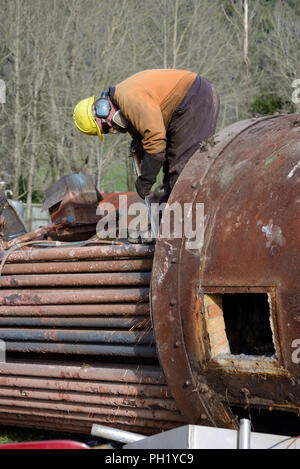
[[170, 298, 177, 306], [191, 182, 198, 189], [201, 413, 208, 420], [174, 341, 181, 348], [171, 257, 178, 264]]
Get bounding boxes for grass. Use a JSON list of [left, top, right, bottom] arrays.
[[0, 425, 106, 447]]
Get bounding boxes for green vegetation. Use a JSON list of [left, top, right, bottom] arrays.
[[249, 94, 287, 116], [0, 426, 81, 444]]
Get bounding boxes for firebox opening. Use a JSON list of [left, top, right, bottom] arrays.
[[222, 293, 276, 357]]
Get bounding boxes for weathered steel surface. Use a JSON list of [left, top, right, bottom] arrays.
[[151, 114, 300, 429], [43, 173, 101, 227]]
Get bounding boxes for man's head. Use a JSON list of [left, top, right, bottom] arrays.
[[73, 92, 129, 141]]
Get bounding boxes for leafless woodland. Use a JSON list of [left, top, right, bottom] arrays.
[[0, 0, 299, 213]]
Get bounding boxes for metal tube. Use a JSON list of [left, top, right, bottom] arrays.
[[0, 414, 92, 435], [0, 244, 155, 263], [0, 316, 149, 328], [0, 387, 177, 410], [0, 287, 149, 305], [238, 419, 251, 449], [1, 258, 153, 275], [0, 362, 166, 384], [0, 303, 150, 316], [0, 397, 184, 422], [0, 407, 173, 432], [4, 342, 157, 357], [91, 423, 145, 444], [0, 376, 171, 398], [0, 272, 151, 287], [0, 413, 155, 436], [0, 328, 155, 344]]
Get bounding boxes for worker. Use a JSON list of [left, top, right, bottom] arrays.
[[73, 69, 220, 204]]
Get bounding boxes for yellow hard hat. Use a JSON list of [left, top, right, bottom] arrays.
[[73, 96, 103, 142]]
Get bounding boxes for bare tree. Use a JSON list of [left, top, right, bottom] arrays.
[[264, 3, 300, 113]]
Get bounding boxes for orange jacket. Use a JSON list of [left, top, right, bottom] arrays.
[[112, 69, 197, 155]]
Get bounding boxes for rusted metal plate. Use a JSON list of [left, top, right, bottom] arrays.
[[151, 114, 300, 429], [43, 174, 101, 226]]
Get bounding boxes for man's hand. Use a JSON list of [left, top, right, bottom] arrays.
[[134, 153, 163, 200], [135, 177, 152, 199]]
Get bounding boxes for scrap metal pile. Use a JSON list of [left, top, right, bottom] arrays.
[[0, 114, 299, 435], [0, 175, 183, 434]]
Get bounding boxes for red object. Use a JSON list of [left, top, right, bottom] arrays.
[[0, 440, 90, 449]]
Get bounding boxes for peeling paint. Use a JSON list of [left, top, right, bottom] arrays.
[[262, 222, 285, 248], [287, 161, 300, 179]]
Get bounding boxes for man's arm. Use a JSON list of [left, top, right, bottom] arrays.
[[122, 90, 166, 198]]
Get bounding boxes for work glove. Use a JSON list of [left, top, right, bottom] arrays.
[[135, 153, 163, 199]]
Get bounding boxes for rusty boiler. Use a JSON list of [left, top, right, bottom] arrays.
[[0, 113, 299, 436], [152, 113, 300, 431]]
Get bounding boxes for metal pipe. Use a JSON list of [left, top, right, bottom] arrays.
[[0, 396, 184, 423], [0, 387, 177, 410], [0, 244, 155, 263], [4, 342, 157, 357], [0, 316, 149, 328], [0, 376, 171, 398], [91, 423, 145, 444], [0, 407, 173, 432], [0, 414, 92, 435], [1, 258, 153, 275], [0, 362, 166, 384], [0, 303, 150, 316], [238, 419, 251, 449], [0, 287, 149, 305], [0, 328, 154, 344], [0, 272, 151, 287]]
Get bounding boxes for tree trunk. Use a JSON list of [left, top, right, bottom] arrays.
[[243, 0, 249, 117], [126, 157, 135, 192], [12, 0, 22, 199]]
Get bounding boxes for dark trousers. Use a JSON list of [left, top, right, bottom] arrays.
[[160, 75, 220, 203]]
